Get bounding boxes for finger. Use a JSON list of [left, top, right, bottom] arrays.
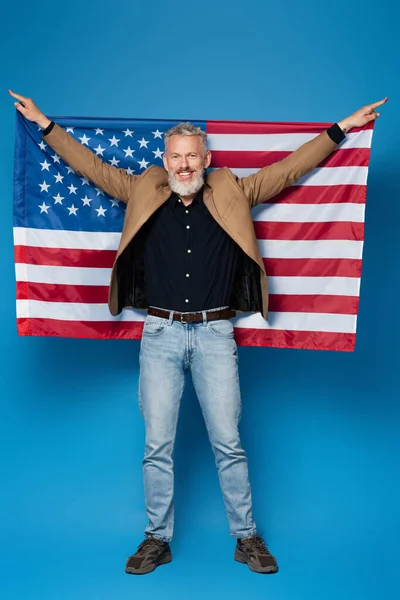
[[8, 89, 28, 103], [14, 102, 26, 114], [370, 97, 388, 110]]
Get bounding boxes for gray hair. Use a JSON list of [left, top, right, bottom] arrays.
[[164, 122, 208, 155]]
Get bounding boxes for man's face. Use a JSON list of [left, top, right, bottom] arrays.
[[163, 135, 211, 197]]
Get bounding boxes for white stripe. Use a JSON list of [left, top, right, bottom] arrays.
[[257, 239, 363, 259], [221, 166, 368, 186], [13, 227, 121, 250], [207, 129, 372, 152], [16, 299, 356, 333], [253, 203, 365, 223], [15, 263, 360, 295], [233, 311, 356, 333]]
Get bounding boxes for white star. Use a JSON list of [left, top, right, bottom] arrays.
[[95, 128, 104, 135], [123, 146, 135, 158], [81, 195, 92, 206], [138, 157, 149, 169], [108, 135, 120, 147], [95, 205, 107, 217], [66, 166, 75, 174], [123, 128, 134, 137], [53, 193, 64, 205], [67, 204, 79, 216], [152, 147, 163, 159], [39, 181, 50, 192], [79, 134, 91, 145], [126, 167, 135, 175], [109, 156, 120, 167], [152, 129, 163, 139], [80, 177, 90, 186], [40, 159, 51, 171], [68, 183, 78, 195], [66, 127, 75, 133], [38, 202, 50, 213], [94, 144, 105, 156], [38, 141, 47, 151], [109, 198, 120, 207], [52, 153, 61, 164], [138, 137, 149, 148], [95, 187, 104, 196], [54, 172, 64, 183]]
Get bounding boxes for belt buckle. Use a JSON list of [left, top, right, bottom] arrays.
[[180, 312, 187, 323]]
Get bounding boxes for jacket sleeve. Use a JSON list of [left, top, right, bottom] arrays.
[[43, 123, 137, 203], [236, 126, 343, 209]]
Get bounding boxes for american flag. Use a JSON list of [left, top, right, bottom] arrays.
[[13, 112, 374, 351]]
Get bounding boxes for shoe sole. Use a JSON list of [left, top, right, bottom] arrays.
[[234, 548, 278, 574], [125, 552, 172, 575]]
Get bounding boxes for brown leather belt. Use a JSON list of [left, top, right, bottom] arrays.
[[148, 306, 236, 323]]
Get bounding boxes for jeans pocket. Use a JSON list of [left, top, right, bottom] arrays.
[[207, 319, 234, 338], [142, 317, 166, 337]]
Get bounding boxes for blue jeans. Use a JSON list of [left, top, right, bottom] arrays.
[[138, 309, 257, 542]]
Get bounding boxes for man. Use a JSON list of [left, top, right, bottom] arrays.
[[8, 89, 387, 574]]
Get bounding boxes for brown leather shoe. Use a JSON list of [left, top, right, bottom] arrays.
[[125, 537, 172, 575], [234, 535, 278, 573]]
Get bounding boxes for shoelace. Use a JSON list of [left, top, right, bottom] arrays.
[[242, 536, 271, 555], [137, 537, 164, 555]]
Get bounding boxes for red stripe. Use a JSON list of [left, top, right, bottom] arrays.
[[15, 245, 116, 268], [263, 258, 361, 278], [16, 318, 355, 351], [234, 327, 356, 351], [17, 318, 144, 339], [210, 148, 370, 169], [207, 120, 374, 135], [268, 294, 358, 314], [254, 221, 364, 241], [261, 185, 366, 205]]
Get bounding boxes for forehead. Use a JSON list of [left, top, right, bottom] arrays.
[[165, 134, 203, 154]]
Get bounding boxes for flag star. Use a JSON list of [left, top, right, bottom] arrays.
[[40, 159, 51, 171], [94, 144, 106, 156], [79, 134, 91, 145], [109, 156, 120, 167], [38, 141, 47, 151], [95, 187, 104, 196], [109, 198, 120, 207], [123, 146, 135, 158], [95, 128, 104, 135], [66, 127, 75, 133], [39, 181, 50, 192], [152, 147, 163, 159], [108, 135, 120, 147], [53, 193, 64, 205], [123, 128, 134, 137], [68, 183, 78, 195], [52, 153, 61, 164], [67, 204, 79, 216], [54, 172, 64, 183], [138, 137, 149, 148], [152, 129, 163, 139], [138, 157, 149, 169], [38, 202, 50, 213], [95, 205, 107, 217], [66, 166, 75, 174], [80, 177, 90, 186], [126, 167, 135, 175], [81, 195, 92, 206]]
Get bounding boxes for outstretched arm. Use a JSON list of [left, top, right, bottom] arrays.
[[8, 89, 137, 204], [238, 97, 388, 208]]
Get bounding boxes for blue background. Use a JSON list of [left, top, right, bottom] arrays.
[[0, 1, 398, 598]]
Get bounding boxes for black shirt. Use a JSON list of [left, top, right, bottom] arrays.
[[142, 189, 240, 312]]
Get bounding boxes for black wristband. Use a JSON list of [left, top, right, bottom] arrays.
[[42, 121, 55, 136], [327, 123, 346, 145]]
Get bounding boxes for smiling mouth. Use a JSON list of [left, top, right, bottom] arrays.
[[177, 171, 194, 180]]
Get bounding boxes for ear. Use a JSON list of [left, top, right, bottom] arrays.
[[204, 150, 212, 169]]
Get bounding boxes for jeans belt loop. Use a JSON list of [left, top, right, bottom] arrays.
[[202, 311, 207, 326], [168, 310, 174, 326]]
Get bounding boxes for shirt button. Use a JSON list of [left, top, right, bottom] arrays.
[[185, 210, 189, 214], [186, 273, 190, 277], [187, 249, 191, 253], [185, 299, 189, 303], [186, 225, 190, 229]]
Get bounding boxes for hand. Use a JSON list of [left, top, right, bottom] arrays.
[[338, 97, 388, 132], [8, 89, 51, 130]]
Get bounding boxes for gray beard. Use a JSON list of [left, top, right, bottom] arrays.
[[168, 170, 204, 197]]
